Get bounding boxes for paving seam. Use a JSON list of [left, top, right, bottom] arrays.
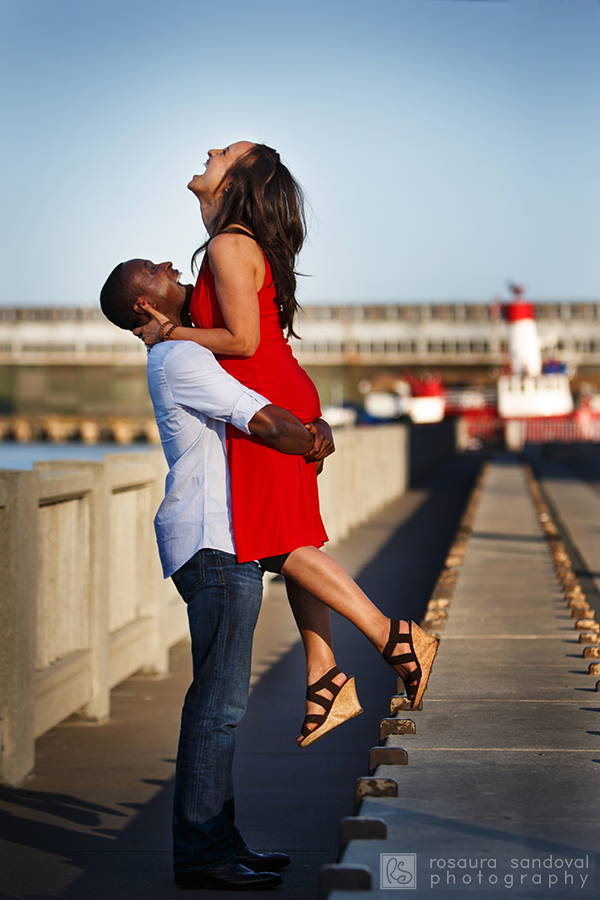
[[319, 456, 600, 900]]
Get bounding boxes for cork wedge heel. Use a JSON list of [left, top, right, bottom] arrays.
[[297, 666, 363, 748], [382, 620, 439, 708]]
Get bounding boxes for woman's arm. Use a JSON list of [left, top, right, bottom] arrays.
[[135, 234, 264, 356]]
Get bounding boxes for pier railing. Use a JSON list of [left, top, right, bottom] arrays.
[[0, 451, 187, 786], [0, 423, 432, 786], [317, 425, 408, 543]]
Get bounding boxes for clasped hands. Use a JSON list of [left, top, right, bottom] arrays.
[[304, 419, 334, 471]]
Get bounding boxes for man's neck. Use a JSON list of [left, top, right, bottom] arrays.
[[181, 285, 193, 326]]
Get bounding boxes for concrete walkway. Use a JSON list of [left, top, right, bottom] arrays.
[[0, 455, 480, 900], [335, 456, 600, 899]]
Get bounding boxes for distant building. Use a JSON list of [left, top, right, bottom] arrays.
[[0, 307, 146, 366], [1, 301, 599, 368], [1, 301, 599, 414], [290, 301, 600, 370]]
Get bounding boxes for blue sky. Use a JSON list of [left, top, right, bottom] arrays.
[[1, 0, 599, 306]]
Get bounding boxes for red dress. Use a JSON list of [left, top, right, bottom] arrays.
[[189, 253, 329, 563]]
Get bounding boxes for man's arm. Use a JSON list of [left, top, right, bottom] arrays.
[[249, 405, 314, 455], [160, 344, 316, 456]]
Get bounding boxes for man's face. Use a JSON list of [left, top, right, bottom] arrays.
[[123, 259, 186, 321]]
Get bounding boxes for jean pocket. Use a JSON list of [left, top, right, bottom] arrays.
[[172, 552, 206, 598]]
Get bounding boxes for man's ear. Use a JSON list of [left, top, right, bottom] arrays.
[[133, 295, 155, 315]]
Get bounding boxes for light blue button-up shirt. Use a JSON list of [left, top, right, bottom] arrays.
[[146, 341, 269, 578]]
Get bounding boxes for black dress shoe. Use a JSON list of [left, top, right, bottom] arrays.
[[236, 848, 291, 872], [174, 862, 282, 890]]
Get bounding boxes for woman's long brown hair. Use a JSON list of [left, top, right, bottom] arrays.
[[192, 144, 306, 339]]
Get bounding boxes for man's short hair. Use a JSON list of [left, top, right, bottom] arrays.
[[100, 263, 145, 330]]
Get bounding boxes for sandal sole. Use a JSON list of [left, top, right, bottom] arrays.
[[298, 677, 363, 748]]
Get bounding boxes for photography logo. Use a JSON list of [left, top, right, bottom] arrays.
[[381, 854, 417, 889]]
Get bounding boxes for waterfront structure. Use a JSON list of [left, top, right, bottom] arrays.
[[1, 301, 599, 368], [0, 306, 146, 366], [1, 301, 600, 413], [290, 301, 600, 373], [495, 285, 574, 420]]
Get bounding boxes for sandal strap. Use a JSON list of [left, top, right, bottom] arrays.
[[303, 714, 325, 724], [382, 620, 414, 666], [381, 620, 422, 701], [306, 688, 332, 711], [385, 651, 414, 665], [299, 713, 327, 739], [305, 665, 342, 712], [301, 666, 343, 737], [307, 665, 341, 694]]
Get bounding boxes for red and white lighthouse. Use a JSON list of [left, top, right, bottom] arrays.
[[504, 284, 541, 377], [498, 283, 573, 420]]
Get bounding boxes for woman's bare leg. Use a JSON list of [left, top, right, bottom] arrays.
[[281, 546, 417, 738], [284, 579, 347, 741], [281, 546, 415, 658]]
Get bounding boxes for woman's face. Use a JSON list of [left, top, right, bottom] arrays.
[[188, 140, 254, 199]]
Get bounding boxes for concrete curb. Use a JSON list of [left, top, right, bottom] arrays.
[[524, 462, 600, 668]]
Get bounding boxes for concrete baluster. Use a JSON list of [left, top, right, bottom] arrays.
[[0, 469, 38, 785]]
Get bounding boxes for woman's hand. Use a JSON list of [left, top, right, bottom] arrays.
[[133, 303, 177, 347]]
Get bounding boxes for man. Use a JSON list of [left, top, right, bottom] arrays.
[[100, 259, 332, 890]]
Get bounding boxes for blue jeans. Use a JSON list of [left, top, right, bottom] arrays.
[[171, 549, 263, 872]]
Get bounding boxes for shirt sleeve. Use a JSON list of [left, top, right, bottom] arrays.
[[161, 342, 269, 434]]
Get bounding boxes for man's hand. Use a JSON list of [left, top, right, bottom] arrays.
[[303, 418, 335, 463]]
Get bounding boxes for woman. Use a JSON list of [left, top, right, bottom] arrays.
[[136, 141, 438, 745]]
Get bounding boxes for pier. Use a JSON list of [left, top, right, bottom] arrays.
[[0, 444, 599, 898], [326, 454, 600, 899]]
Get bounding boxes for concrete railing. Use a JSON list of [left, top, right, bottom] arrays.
[[0, 424, 412, 786], [318, 425, 407, 544], [0, 451, 187, 786]]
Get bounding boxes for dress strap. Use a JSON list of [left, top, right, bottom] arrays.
[[215, 228, 270, 277], [211, 228, 271, 293], [200, 228, 258, 273], [218, 226, 258, 242]]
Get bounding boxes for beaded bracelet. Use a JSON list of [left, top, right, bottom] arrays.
[[163, 324, 180, 341]]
